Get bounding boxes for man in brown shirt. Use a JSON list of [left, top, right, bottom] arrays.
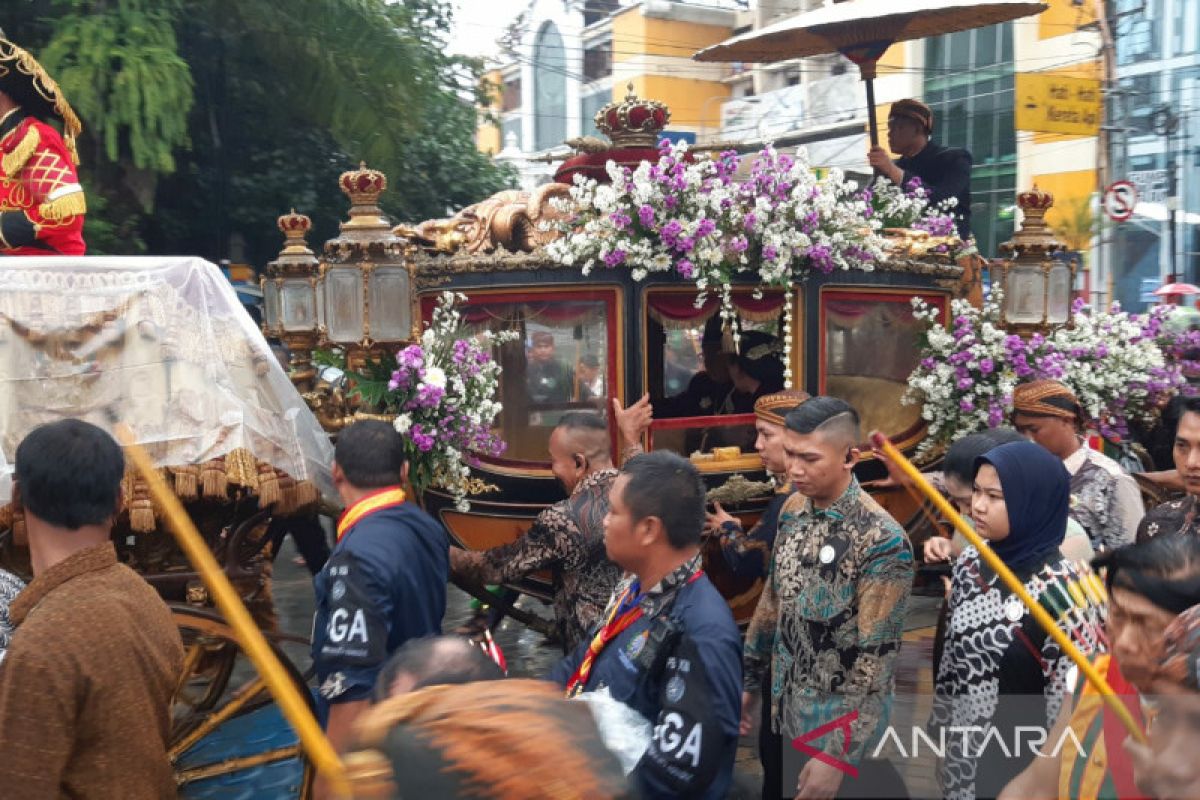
[[0, 419, 185, 799]]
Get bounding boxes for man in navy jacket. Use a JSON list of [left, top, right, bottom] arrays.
[[312, 420, 448, 795], [549, 451, 742, 799]]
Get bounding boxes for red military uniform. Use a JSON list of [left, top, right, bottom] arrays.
[[0, 37, 86, 255], [0, 110, 86, 255]]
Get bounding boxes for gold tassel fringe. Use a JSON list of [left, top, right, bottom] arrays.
[[1, 124, 38, 177], [130, 499, 156, 533], [277, 474, 297, 515], [201, 458, 228, 499], [226, 449, 259, 489], [257, 464, 280, 508], [173, 465, 199, 502], [294, 480, 319, 513], [39, 189, 86, 221]]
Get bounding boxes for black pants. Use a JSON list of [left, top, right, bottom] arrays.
[[759, 692, 909, 800], [267, 514, 330, 575]]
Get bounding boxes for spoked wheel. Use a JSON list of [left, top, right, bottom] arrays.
[[170, 605, 315, 799]]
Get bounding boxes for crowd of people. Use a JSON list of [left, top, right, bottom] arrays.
[[1, 375, 1200, 800]]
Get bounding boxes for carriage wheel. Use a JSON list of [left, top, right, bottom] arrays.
[[170, 605, 315, 799]]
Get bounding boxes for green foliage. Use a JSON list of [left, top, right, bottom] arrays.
[[4, 0, 515, 259], [347, 353, 399, 412], [41, 0, 193, 174]]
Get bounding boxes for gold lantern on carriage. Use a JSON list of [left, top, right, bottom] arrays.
[[262, 210, 323, 392], [995, 187, 1076, 335], [320, 163, 417, 372]]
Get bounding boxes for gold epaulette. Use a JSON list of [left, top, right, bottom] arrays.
[[38, 187, 86, 221], [1, 124, 39, 177]]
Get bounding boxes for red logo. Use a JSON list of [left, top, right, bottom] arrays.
[[791, 710, 860, 778]]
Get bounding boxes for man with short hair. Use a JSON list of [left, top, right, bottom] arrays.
[[527, 330, 574, 404], [312, 419, 448, 787], [744, 396, 913, 799], [373, 635, 505, 701], [451, 403, 650, 652], [867, 98, 972, 239], [549, 450, 743, 799], [0, 420, 184, 799], [1140, 395, 1200, 540]]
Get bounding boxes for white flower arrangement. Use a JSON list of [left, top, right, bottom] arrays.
[[906, 291, 1191, 453]]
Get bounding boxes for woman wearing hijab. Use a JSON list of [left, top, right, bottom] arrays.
[[931, 441, 1107, 800]]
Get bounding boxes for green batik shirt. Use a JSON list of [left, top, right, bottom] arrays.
[[744, 477, 913, 765]]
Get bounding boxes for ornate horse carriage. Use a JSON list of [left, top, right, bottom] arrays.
[[278, 91, 975, 629], [0, 257, 333, 798]]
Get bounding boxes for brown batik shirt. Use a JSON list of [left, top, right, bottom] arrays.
[[744, 478, 914, 764], [451, 468, 623, 651], [1138, 493, 1200, 541], [0, 542, 185, 799]]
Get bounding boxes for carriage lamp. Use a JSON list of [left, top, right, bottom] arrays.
[[263, 210, 322, 392], [320, 163, 415, 372], [996, 187, 1075, 336]]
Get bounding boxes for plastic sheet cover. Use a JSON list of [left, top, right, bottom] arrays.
[[0, 256, 334, 504]]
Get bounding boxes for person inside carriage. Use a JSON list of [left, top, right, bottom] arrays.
[[654, 314, 734, 419]]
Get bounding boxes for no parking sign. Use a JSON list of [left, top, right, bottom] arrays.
[[1103, 181, 1138, 222]]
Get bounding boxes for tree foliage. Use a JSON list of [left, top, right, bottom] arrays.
[[4, 0, 513, 260]]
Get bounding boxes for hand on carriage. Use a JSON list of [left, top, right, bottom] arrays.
[[613, 393, 654, 451], [704, 502, 739, 538], [864, 445, 910, 490]]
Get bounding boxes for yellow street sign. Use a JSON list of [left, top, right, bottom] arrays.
[[1015, 74, 1102, 136]]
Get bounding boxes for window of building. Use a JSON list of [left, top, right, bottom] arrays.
[[534, 22, 568, 151], [924, 25, 1016, 256], [580, 91, 609, 137], [502, 116, 522, 150], [422, 289, 619, 465], [582, 0, 619, 27], [502, 78, 521, 112], [583, 45, 612, 83]]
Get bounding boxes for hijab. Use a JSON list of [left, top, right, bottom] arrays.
[[975, 440, 1070, 573]]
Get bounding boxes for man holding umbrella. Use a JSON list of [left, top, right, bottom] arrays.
[[868, 99, 973, 239]]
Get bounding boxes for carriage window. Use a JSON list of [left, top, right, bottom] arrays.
[[821, 290, 948, 439], [645, 288, 790, 459], [429, 291, 617, 465]]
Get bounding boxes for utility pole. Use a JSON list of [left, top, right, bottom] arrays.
[[1153, 104, 1181, 282], [1094, 0, 1119, 306]]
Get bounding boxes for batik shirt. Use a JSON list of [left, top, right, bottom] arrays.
[[453, 469, 622, 651], [931, 548, 1105, 800], [1064, 445, 1142, 551], [744, 478, 913, 764], [1138, 494, 1200, 541], [0, 569, 23, 665]]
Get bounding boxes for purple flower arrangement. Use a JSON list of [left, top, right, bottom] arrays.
[[382, 292, 516, 510], [907, 291, 1193, 453]]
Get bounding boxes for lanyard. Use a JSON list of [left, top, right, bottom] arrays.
[[336, 486, 406, 542], [565, 570, 702, 698]]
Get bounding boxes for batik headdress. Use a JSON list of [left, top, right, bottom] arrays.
[[0, 38, 82, 165]]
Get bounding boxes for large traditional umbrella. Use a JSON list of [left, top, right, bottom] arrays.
[[694, 0, 1047, 147]]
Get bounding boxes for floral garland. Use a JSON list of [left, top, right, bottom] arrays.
[[361, 292, 516, 510], [906, 290, 1196, 453], [545, 140, 962, 376]]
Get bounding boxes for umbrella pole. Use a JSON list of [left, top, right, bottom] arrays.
[[864, 73, 880, 148]]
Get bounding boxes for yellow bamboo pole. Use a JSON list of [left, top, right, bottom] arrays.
[[870, 431, 1147, 744], [112, 423, 351, 795]]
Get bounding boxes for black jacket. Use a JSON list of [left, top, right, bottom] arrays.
[[896, 140, 973, 239]]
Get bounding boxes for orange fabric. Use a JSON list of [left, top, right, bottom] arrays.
[[336, 486, 406, 542]]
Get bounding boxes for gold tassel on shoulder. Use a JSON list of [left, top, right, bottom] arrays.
[[39, 188, 86, 221], [1, 124, 38, 177]]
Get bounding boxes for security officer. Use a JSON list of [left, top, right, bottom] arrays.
[[312, 420, 447, 796], [549, 451, 742, 799]]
